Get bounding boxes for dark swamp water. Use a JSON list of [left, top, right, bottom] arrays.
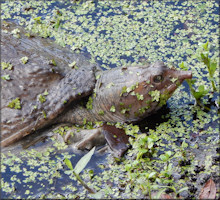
[[1, 1, 219, 199]]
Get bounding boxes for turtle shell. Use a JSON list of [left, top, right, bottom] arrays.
[[1, 21, 96, 147]]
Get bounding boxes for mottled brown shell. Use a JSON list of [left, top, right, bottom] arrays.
[[1, 21, 96, 147]]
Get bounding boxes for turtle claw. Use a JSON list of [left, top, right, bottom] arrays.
[[101, 124, 130, 158]]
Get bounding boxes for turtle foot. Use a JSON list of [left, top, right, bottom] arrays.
[[65, 127, 106, 150], [101, 124, 130, 158], [64, 125, 130, 158]]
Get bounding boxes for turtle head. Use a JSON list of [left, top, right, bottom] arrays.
[[117, 61, 192, 121]]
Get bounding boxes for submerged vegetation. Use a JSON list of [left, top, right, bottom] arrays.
[[180, 41, 218, 107], [1, 0, 219, 199]]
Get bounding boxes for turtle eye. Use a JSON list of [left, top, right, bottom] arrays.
[[153, 75, 163, 83]]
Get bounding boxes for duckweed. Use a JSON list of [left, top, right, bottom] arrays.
[[1, 0, 219, 199], [1, 61, 13, 70], [20, 56, 29, 64], [7, 98, 21, 109]]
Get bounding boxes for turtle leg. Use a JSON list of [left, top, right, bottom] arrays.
[[65, 127, 106, 150], [64, 125, 130, 157], [101, 124, 130, 158]]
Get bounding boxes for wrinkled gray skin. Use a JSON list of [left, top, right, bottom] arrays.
[[1, 21, 192, 149]]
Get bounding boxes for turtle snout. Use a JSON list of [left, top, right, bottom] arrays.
[[178, 70, 192, 80], [167, 69, 192, 83]]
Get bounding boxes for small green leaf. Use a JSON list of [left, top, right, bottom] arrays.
[[49, 59, 57, 66], [120, 86, 127, 96], [11, 28, 20, 35], [201, 53, 210, 66], [34, 16, 42, 24], [20, 56, 28, 64], [68, 61, 78, 69], [202, 41, 209, 51], [106, 82, 114, 89], [43, 90, 49, 96], [176, 187, 189, 195], [155, 189, 167, 199], [110, 105, 116, 112], [86, 97, 93, 110], [166, 151, 172, 157], [136, 93, 144, 101], [74, 146, 95, 175], [8, 98, 21, 109], [190, 79, 197, 85], [210, 62, 217, 77], [149, 90, 160, 102], [181, 141, 188, 148], [25, 33, 31, 38], [90, 191, 103, 199], [38, 94, 46, 103], [1, 62, 13, 70], [96, 74, 101, 80], [98, 110, 104, 115], [179, 62, 188, 71], [159, 154, 167, 162], [64, 158, 73, 170], [170, 77, 178, 83], [54, 19, 60, 30], [194, 85, 208, 99], [148, 172, 157, 179], [1, 74, 10, 80], [186, 49, 193, 54], [42, 110, 47, 119], [148, 141, 154, 149]]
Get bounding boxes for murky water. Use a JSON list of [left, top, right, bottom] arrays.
[[1, 0, 219, 199]]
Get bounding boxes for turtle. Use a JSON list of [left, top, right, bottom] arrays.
[[1, 21, 192, 156]]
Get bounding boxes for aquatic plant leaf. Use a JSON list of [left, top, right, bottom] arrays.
[[1, 74, 10, 80], [64, 158, 73, 170], [202, 41, 209, 51], [176, 186, 189, 195], [153, 189, 167, 199], [7, 98, 21, 109], [159, 154, 168, 162], [74, 146, 95, 175], [20, 56, 29, 64], [194, 85, 208, 99], [201, 53, 210, 66], [210, 62, 217, 77], [1, 61, 13, 70], [186, 49, 193, 55], [90, 191, 103, 199], [199, 179, 216, 199], [179, 62, 188, 71], [148, 172, 157, 179]]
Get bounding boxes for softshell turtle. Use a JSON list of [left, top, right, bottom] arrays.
[[1, 21, 192, 156]]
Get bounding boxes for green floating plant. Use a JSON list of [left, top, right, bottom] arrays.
[[200, 41, 217, 92], [7, 98, 21, 109], [179, 42, 218, 107], [1, 74, 11, 81], [64, 147, 96, 194]]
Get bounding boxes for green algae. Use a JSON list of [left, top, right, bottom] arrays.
[[1, 61, 13, 70], [1, 74, 11, 81], [20, 56, 28, 64], [7, 98, 21, 109], [1, 0, 219, 199]]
